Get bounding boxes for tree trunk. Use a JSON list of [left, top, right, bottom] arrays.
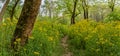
[[49, 8, 52, 18], [49, 0, 52, 19], [10, 0, 20, 21], [0, 0, 10, 21], [11, 0, 41, 49], [82, 0, 88, 19], [71, 0, 78, 24], [111, 6, 114, 12], [85, 7, 88, 19], [108, 0, 115, 12]]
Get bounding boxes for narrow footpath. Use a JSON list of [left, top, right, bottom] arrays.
[[61, 35, 73, 56]]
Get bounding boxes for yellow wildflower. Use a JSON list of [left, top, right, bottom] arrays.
[[2, 23, 6, 26], [34, 52, 40, 55], [29, 36, 34, 39], [96, 41, 100, 44], [48, 36, 54, 41], [40, 43, 42, 46], [24, 48, 27, 51], [39, 27, 42, 31], [14, 41, 17, 45], [99, 38, 104, 41], [96, 49, 100, 52], [16, 38, 21, 42], [6, 18, 11, 21], [10, 22, 14, 25], [115, 25, 120, 29], [84, 37, 89, 40], [109, 42, 114, 46], [56, 31, 59, 35], [110, 53, 113, 56], [101, 41, 105, 44]]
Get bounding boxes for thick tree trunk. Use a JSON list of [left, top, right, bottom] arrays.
[[71, 0, 78, 24], [0, 0, 10, 21], [10, 0, 20, 21], [11, 0, 41, 49]]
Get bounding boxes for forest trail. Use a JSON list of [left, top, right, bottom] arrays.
[[61, 35, 73, 56]]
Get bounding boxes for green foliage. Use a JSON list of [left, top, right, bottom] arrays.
[[0, 18, 16, 56], [104, 11, 120, 22]]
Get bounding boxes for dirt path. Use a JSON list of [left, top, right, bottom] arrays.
[[61, 35, 73, 56]]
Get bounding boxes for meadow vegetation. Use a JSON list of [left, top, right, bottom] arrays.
[[0, 18, 120, 56]]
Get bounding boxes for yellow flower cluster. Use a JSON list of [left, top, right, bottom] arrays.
[[68, 20, 120, 55]]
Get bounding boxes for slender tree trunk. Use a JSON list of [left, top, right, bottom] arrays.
[[110, 0, 115, 12], [11, 0, 41, 50], [49, 0, 52, 19], [0, 0, 10, 21], [49, 8, 52, 18], [86, 7, 88, 19], [82, 0, 88, 19], [10, 0, 20, 21], [83, 9, 87, 19], [71, 0, 78, 24], [108, 0, 115, 12], [111, 6, 114, 12]]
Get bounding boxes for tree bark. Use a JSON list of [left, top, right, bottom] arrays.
[[0, 0, 10, 21], [11, 0, 41, 49], [71, 0, 78, 24]]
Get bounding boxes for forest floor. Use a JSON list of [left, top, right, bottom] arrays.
[[61, 35, 73, 56]]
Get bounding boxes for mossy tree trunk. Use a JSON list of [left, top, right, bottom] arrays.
[[11, 0, 41, 49]]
